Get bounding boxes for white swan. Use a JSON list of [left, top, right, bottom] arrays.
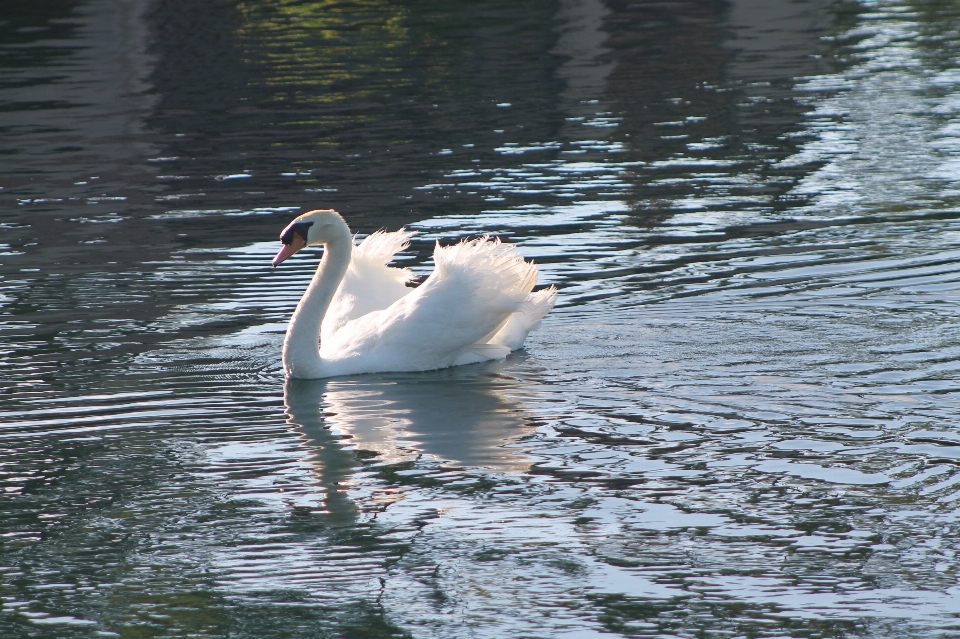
[[272, 209, 556, 379]]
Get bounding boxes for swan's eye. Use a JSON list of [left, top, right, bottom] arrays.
[[281, 221, 314, 245]]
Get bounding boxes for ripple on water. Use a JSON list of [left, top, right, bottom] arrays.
[[3, 0, 960, 637]]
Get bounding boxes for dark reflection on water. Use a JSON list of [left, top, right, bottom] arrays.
[[3, 0, 960, 637]]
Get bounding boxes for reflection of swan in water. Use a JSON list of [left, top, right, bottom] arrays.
[[283, 359, 537, 518], [284, 377, 360, 527], [321, 359, 536, 472]]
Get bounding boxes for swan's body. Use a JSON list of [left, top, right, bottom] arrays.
[[273, 210, 555, 379]]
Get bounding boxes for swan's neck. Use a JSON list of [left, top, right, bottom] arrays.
[[282, 230, 352, 378]]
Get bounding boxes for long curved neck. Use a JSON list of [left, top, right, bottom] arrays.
[[282, 229, 352, 378]]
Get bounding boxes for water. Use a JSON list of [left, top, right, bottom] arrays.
[[2, 0, 960, 637]]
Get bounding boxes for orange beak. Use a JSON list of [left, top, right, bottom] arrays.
[[272, 234, 306, 267]]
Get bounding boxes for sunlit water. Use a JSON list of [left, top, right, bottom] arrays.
[[3, 0, 960, 637]]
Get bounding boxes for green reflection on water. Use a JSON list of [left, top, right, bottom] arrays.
[[234, 0, 411, 103]]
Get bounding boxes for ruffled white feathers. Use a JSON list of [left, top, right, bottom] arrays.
[[279, 210, 554, 378]]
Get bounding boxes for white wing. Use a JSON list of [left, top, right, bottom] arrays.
[[321, 229, 416, 344], [321, 236, 548, 373]]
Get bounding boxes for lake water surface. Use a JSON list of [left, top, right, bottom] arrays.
[[3, 0, 960, 637]]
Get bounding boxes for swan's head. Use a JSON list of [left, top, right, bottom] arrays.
[[272, 209, 348, 267]]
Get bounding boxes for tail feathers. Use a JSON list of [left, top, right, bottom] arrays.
[[524, 286, 557, 321], [489, 285, 557, 352], [452, 285, 558, 365]]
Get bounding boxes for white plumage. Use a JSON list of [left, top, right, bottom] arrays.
[[273, 210, 555, 379]]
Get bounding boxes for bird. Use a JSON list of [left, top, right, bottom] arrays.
[[271, 209, 556, 378]]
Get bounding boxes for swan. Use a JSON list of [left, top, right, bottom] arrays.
[[271, 209, 556, 378]]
